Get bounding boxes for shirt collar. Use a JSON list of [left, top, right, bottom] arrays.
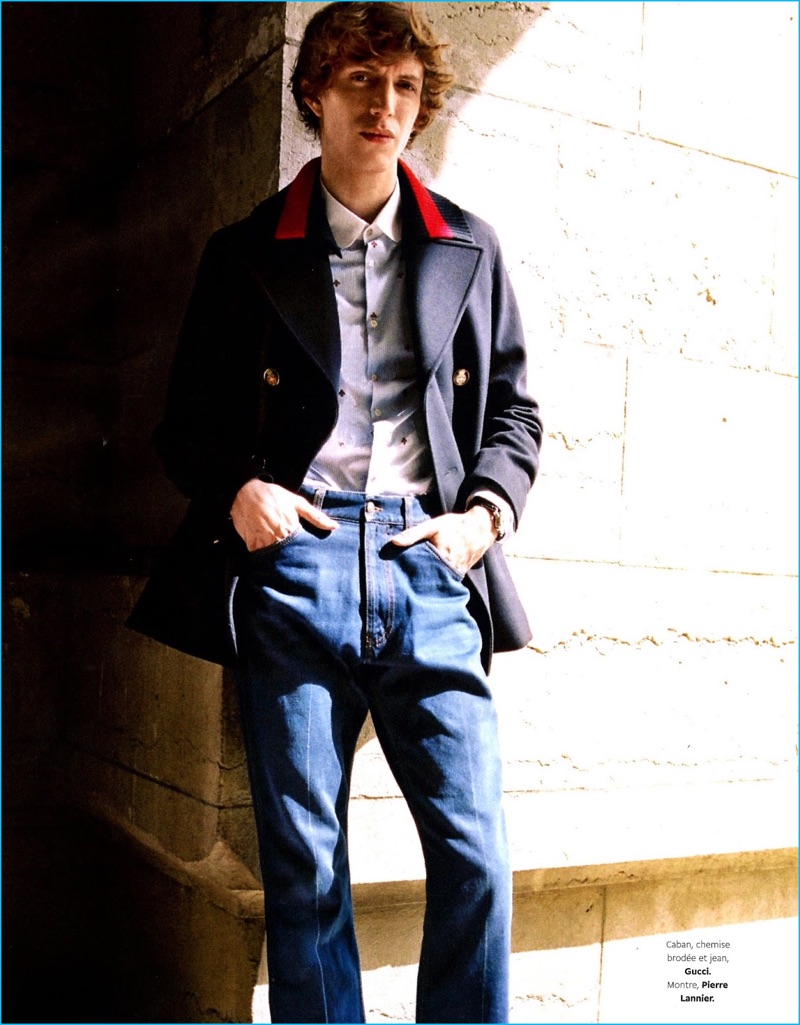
[[321, 179, 403, 249]]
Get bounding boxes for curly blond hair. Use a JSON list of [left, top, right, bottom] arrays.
[[290, 2, 454, 142]]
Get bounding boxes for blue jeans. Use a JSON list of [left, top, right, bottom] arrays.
[[233, 489, 511, 1024]]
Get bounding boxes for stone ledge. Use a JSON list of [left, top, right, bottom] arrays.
[[350, 848, 797, 914], [83, 777, 797, 919], [347, 778, 798, 897], [92, 809, 264, 921]]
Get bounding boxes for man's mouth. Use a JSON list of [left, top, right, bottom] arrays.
[[360, 130, 394, 142]]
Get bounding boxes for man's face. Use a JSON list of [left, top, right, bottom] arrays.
[[306, 56, 425, 178]]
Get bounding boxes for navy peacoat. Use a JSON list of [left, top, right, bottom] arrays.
[[128, 159, 542, 672]]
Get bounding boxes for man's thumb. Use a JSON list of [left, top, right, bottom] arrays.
[[390, 522, 429, 548], [297, 499, 338, 532]]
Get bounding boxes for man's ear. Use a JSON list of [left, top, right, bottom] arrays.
[[304, 94, 323, 119]]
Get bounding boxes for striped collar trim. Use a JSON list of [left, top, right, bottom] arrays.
[[274, 157, 473, 244]]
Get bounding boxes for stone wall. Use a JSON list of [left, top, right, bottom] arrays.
[[4, 5, 285, 1019], [279, 3, 799, 1021], [4, 3, 797, 1023], [414, 0, 798, 798]]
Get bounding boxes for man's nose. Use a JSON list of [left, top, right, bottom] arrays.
[[369, 79, 395, 116]]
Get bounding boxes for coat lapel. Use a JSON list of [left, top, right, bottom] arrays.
[[244, 159, 341, 387], [255, 239, 341, 386], [405, 241, 481, 380], [398, 162, 482, 380], [242, 158, 483, 389]]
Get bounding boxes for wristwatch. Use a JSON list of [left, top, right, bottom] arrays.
[[468, 496, 507, 542]]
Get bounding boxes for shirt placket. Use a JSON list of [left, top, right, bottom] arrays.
[[365, 231, 389, 491]]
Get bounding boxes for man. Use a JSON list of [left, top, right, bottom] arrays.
[[129, 3, 542, 1022]]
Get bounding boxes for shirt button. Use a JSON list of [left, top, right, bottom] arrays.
[[369, 313, 379, 328], [374, 408, 382, 418], [371, 374, 378, 382]]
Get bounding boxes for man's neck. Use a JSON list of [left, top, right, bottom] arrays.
[[320, 160, 398, 223]]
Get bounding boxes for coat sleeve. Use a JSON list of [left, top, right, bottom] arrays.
[[153, 229, 262, 515], [460, 231, 543, 528]]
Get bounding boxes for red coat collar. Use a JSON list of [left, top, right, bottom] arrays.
[[274, 157, 472, 244]]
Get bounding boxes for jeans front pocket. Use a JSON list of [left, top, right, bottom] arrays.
[[247, 524, 303, 560], [421, 539, 468, 581]]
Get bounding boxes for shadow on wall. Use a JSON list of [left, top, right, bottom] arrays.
[[2, 4, 544, 1024], [3, 1, 547, 569]]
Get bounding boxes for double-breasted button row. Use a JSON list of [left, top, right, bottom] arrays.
[[264, 366, 470, 388]]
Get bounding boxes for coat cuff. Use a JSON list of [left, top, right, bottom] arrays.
[[467, 489, 515, 542]]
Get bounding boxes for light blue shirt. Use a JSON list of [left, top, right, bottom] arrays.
[[305, 180, 434, 495], [303, 180, 513, 534]]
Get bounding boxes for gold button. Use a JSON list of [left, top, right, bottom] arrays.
[[453, 368, 470, 387], [263, 368, 280, 387]]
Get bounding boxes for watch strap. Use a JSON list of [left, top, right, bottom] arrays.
[[467, 495, 507, 542]]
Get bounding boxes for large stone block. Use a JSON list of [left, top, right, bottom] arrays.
[[507, 345, 627, 563], [439, 1, 639, 134], [508, 558, 797, 651], [3, 193, 118, 362], [621, 353, 798, 574], [64, 577, 225, 805], [128, 4, 285, 152], [640, 1, 798, 177], [771, 174, 799, 376], [3, 573, 71, 806], [4, 358, 119, 561], [67, 746, 220, 863], [504, 784, 797, 880], [550, 122, 777, 364], [492, 642, 796, 794]]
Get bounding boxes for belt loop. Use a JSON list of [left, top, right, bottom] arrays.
[[313, 487, 326, 510], [403, 495, 414, 529]]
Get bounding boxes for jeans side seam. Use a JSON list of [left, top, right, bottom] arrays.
[[305, 688, 330, 1023], [457, 688, 492, 1023]]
